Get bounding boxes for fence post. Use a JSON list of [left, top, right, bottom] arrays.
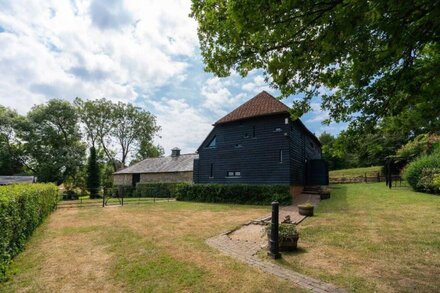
[[268, 201, 281, 259], [377, 172, 380, 182], [102, 192, 105, 207]]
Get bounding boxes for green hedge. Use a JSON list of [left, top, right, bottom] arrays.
[[175, 184, 291, 205], [403, 150, 440, 193], [0, 183, 58, 280], [135, 183, 187, 198]]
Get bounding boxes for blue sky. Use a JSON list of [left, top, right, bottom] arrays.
[[0, 0, 346, 156]]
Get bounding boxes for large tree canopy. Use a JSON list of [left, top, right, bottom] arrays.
[[191, 0, 440, 130], [0, 106, 25, 175], [74, 98, 161, 171], [20, 99, 86, 183]]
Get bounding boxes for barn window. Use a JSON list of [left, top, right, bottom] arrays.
[[210, 163, 214, 178], [207, 136, 217, 148], [226, 171, 241, 177]]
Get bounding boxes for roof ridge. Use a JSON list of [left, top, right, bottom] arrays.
[[214, 91, 289, 125]]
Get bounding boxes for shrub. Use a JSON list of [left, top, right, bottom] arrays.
[[0, 183, 58, 280], [403, 151, 440, 193], [264, 223, 298, 238], [135, 182, 188, 198], [175, 184, 291, 205], [107, 185, 135, 197], [417, 168, 440, 194]]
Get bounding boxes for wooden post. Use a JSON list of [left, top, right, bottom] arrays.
[[268, 201, 281, 259]]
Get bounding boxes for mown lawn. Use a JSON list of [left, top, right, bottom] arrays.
[[329, 166, 382, 178], [0, 201, 300, 292], [269, 183, 440, 292]]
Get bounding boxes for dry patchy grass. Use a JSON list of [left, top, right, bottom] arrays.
[[1, 201, 299, 292], [271, 183, 440, 292]]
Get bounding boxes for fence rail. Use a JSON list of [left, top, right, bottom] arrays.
[[57, 187, 174, 209], [330, 173, 406, 186]]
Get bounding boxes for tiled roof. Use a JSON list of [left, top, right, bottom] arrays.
[[214, 91, 290, 125], [113, 153, 198, 175]]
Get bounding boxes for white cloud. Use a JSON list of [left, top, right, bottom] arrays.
[[306, 102, 330, 123], [241, 75, 272, 93], [0, 0, 198, 112], [150, 98, 213, 154], [200, 77, 247, 116]]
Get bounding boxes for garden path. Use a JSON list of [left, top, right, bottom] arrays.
[[207, 193, 347, 293]]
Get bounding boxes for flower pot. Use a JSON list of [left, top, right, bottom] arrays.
[[320, 192, 330, 200], [298, 205, 314, 216], [267, 232, 299, 252]]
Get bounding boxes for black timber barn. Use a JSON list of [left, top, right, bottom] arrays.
[[193, 91, 328, 196]]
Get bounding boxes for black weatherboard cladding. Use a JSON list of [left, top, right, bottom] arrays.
[[194, 113, 323, 185]]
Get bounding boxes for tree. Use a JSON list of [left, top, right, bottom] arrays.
[[0, 106, 25, 175], [74, 98, 161, 171], [20, 99, 86, 184], [111, 101, 160, 168], [319, 132, 349, 170], [86, 146, 100, 198], [131, 141, 164, 165], [191, 0, 440, 131]]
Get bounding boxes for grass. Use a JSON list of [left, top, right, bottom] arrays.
[[267, 183, 440, 292], [329, 166, 382, 178], [2, 183, 439, 292], [0, 201, 299, 292]]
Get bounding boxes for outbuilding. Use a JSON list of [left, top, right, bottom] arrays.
[[113, 148, 197, 187]]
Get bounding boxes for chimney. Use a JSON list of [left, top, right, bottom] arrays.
[[171, 147, 181, 157]]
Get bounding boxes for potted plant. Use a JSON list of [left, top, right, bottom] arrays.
[[298, 202, 314, 216], [320, 187, 331, 200], [264, 223, 299, 251]]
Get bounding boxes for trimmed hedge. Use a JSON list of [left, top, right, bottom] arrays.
[[0, 183, 58, 280], [175, 184, 291, 205], [135, 183, 187, 198], [403, 150, 440, 193]]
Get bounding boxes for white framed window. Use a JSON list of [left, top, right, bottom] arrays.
[[226, 171, 241, 177]]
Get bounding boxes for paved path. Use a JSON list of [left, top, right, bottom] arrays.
[[207, 193, 347, 293]]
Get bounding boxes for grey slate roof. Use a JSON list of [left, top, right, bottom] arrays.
[[0, 176, 36, 185], [113, 153, 198, 175]]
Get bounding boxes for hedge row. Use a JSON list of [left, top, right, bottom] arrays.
[[175, 184, 291, 205], [135, 183, 186, 198], [403, 149, 440, 194], [0, 183, 58, 280], [110, 183, 187, 198]]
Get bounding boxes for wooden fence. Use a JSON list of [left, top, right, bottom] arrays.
[[330, 173, 405, 186]]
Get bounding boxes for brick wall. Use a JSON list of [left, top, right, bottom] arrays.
[[140, 172, 193, 183], [113, 174, 132, 185], [113, 171, 193, 186]]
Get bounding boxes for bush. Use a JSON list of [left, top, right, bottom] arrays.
[[403, 151, 440, 193], [417, 168, 440, 194], [0, 183, 58, 280], [175, 184, 291, 205], [135, 183, 188, 198], [107, 185, 135, 197]]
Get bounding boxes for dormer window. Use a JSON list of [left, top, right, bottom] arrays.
[[207, 136, 217, 148]]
